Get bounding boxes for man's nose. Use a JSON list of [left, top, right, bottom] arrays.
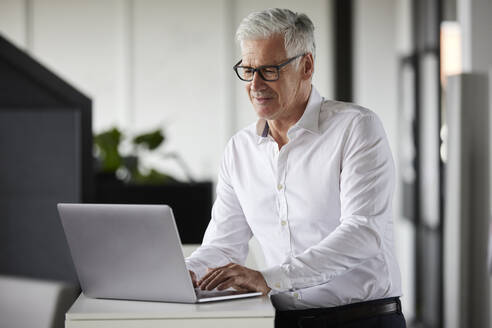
[[250, 71, 266, 91]]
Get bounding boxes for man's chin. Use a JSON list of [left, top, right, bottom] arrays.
[[253, 105, 276, 119], [255, 110, 275, 120]]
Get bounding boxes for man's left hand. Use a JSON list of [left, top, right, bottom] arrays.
[[198, 263, 271, 295]]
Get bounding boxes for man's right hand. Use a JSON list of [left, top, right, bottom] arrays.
[[189, 270, 198, 287], [198, 263, 271, 295]]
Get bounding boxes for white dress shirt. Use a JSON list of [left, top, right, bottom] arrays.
[[186, 86, 402, 310]]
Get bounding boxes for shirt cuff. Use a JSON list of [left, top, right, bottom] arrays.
[[184, 259, 207, 281], [260, 265, 293, 292]]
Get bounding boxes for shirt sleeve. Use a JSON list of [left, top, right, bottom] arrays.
[[185, 138, 253, 280], [261, 113, 395, 292]]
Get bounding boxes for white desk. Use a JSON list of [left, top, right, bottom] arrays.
[[66, 294, 275, 328]]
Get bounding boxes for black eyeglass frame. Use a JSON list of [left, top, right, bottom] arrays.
[[233, 53, 306, 82]]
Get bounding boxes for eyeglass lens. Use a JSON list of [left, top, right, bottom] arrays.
[[237, 66, 279, 81]]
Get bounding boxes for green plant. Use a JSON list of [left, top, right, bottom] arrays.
[[93, 128, 122, 172], [94, 127, 193, 184]]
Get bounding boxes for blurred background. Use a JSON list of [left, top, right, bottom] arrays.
[[0, 0, 491, 327]]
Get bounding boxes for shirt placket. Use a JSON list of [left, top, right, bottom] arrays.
[[275, 143, 292, 257]]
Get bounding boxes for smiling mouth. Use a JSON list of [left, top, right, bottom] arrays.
[[254, 97, 273, 104]]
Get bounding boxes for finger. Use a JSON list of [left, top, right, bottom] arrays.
[[189, 271, 197, 287], [200, 268, 231, 290], [217, 277, 251, 293], [202, 269, 229, 290], [199, 269, 221, 289], [199, 263, 232, 284], [216, 277, 235, 291], [198, 267, 222, 285], [202, 268, 233, 291]]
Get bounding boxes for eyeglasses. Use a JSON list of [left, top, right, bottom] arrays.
[[233, 53, 305, 82]]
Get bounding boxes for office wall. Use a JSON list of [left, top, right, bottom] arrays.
[[0, 0, 333, 182], [0, 0, 25, 44]]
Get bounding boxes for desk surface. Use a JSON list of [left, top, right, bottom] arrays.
[[67, 293, 275, 321]]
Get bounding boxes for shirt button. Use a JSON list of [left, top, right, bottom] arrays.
[[277, 184, 283, 190], [281, 220, 287, 226], [293, 292, 299, 299]]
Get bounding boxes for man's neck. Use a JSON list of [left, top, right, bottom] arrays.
[[268, 84, 312, 149]]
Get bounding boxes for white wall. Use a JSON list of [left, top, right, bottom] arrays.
[[131, 0, 227, 180], [0, 0, 333, 183]]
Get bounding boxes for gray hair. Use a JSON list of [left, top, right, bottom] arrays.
[[235, 8, 316, 66]]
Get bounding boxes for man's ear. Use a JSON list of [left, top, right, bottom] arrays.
[[301, 53, 314, 80]]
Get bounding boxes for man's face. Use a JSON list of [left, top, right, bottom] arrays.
[[241, 35, 304, 121]]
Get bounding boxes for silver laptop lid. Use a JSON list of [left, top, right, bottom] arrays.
[[57, 203, 197, 303]]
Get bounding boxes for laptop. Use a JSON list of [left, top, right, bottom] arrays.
[[57, 203, 262, 303]]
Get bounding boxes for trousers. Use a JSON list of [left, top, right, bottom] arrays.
[[274, 297, 406, 328]]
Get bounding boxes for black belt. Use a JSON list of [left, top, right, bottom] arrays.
[[277, 297, 402, 327]]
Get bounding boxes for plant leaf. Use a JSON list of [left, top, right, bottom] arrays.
[[94, 127, 122, 172], [133, 129, 165, 150]]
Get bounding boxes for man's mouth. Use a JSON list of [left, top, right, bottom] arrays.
[[253, 95, 274, 104]]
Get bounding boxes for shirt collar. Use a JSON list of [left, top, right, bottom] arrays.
[[256, 85, 323, 144]]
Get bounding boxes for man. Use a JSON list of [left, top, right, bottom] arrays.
[[186, 8, 406, 328]]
